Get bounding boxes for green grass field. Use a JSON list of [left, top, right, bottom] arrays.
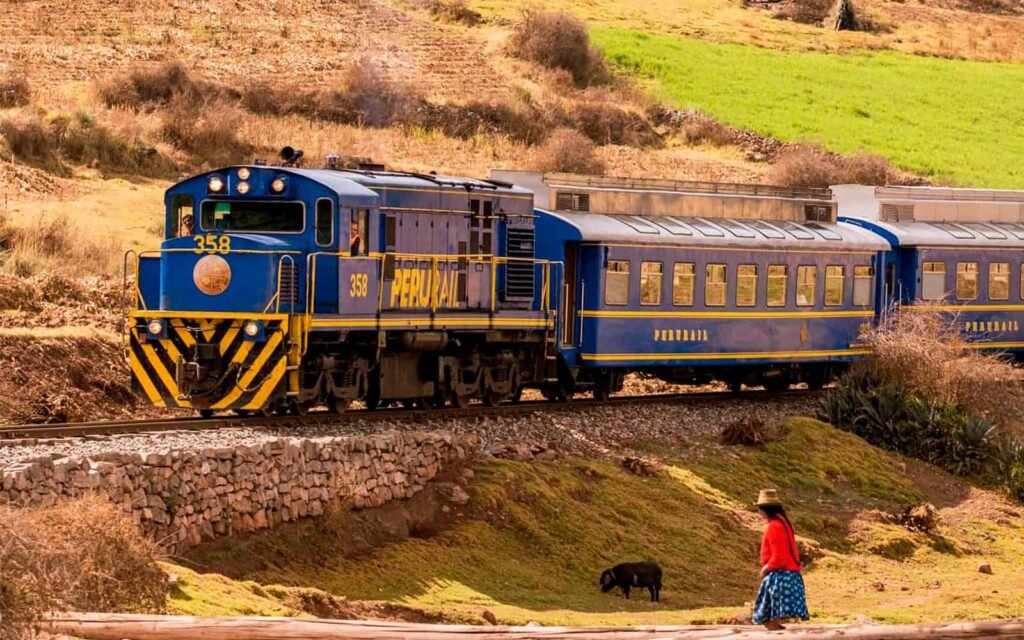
[[181, 418, 1024, 625], [592, 29, 1024, 188]]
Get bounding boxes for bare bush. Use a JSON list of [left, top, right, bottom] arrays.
[[344, 59, 415, 128], [0, 68, 31, 108], [535, 128, 605, 175], [774, 0, 834, 25], [0, 496, 166, 637], [683, 115, 735, 147], [98, 60, 233, 109], [860, 305, 1024, 430], [891, 502, 939, 533], [161, 97, 252, 167], [771, 145, 895, 188], [509, 10, 609, 87], [720, 415, 783, 446], [419, 0, 482, 25], [566, 99, 662, 147]]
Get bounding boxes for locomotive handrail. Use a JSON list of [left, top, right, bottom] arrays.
[[121, 250, 138, 353]]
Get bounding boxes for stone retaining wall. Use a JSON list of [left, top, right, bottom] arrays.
[[0, 431, 479, 552]]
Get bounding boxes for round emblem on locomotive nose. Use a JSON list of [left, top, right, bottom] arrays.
[[193, 254, 231, 295]]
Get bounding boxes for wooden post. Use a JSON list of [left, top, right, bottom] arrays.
[[42, 613, 1024, 640]]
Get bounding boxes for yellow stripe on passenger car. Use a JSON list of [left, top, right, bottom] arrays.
[[904, 304, 1024, 312], [128, 347, 165, 407], [139, 342, 186, 407], [212, 333, 282, 409], [580, 310, 873, 320], [580, 348, 870, 362], [242, 358, 288, 409]]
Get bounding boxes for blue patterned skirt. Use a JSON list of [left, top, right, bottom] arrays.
[[753, 570, 809, 624]]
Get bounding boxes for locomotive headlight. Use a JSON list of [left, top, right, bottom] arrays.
[[237, 167, 251, 180], [146, 319, 166, 339], [207, 176, 225, 193], [236, 181, 250, 195], [242, 320, 265, 341], [270, 177, 287, 193]]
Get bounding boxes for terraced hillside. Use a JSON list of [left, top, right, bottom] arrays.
[[183, 418, 1024, 625]]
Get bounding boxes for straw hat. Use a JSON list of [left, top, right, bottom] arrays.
[[756, 489, 782, 507]]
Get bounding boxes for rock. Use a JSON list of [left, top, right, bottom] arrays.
[[978, 562, 994, 574], [437, 482, 470, 506], [871, 582, 885, 592], [481, 610, 498, 625], [460, 468, 475, 480], [854, 615, 876, 625]]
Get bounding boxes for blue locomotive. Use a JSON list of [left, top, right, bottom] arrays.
[[128, 152, 558, 415], [126, 157, 1024, 415]]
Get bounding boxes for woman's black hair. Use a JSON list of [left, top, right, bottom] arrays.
[[757, 504, 788, 520]]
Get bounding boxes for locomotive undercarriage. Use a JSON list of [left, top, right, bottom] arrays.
[[297, 329, 550, 412]]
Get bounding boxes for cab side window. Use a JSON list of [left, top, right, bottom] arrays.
[[315, 199, 334, 247], [350, 209, 369, 256], [170, 194, 195, 238]]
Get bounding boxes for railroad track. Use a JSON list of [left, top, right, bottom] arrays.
[[0, 389, 821, 441]]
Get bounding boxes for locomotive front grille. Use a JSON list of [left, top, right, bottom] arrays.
[[504, 227, 536, 300]]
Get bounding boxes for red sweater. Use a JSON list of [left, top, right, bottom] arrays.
[[760, 518, 801, 573]]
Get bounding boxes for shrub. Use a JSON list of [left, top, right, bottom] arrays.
[[0, 112, 61, 171], [0, 496, 166, 637], [566, 99, 662, 147], [97, 60, 232, 109], [161, 97, 252, 167], [421, 0, 482, 25], [0, 68, 31, 108], [508, 10, 609, 87], [720, 415, 780, 446], [684, 116, 734, 147], [535, 128, 605, 175], [344, 59, 414, 128], [771, 145, 895, 188], [774, 0, 834, 25], [891, 503, 939, 534]]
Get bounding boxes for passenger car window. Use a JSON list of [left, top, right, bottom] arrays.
[[956, 262, 978, 300], [989, 263, 1010, 301], [767, 265, 787, 307], [796, 266, 816, 307], [825, 265, 844, 306], [673, 263, 695, 306], [315, 199, 333, 247], [921, 262, 946, 301], [736, 264, 757, 307], [853, 266, 873, 306], [605, 260, 630, 306], [705, 264, 726, 306], [640, 262, 663, 305]]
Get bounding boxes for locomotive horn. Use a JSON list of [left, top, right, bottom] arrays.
[[280, 146, 304, 166]]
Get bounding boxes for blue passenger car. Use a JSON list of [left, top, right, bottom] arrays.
[[535, 210, 891, 395], [842, 216, 1024, 354], [128, 159, 558, 415]]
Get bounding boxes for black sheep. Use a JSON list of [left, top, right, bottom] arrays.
[[599, 561, 662, 602]]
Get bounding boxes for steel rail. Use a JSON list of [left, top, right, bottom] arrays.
[[0, 389, 820, 441]]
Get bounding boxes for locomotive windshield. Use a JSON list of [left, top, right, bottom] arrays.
[[199, 201, 304, 233]]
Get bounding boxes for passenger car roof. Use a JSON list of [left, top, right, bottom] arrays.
[[540, 210, 891, 252], [840, 217, 1024, 248]]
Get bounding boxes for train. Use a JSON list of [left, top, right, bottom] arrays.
[[124, 152, 1024, 415]]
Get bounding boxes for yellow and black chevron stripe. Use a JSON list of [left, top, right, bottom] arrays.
[[128, 315, 291, 411]]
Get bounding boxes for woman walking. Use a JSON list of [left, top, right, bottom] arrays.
[[753, 489, 809, 630]]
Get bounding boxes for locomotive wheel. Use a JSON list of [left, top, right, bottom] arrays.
[[482, 390, 504, 407], [510, 385, 523, 404], [331, 398, 351, 413]]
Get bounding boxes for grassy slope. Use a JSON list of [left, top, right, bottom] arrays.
[[181, 418, 1024, 625], [591, 29, 1024, 188]]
